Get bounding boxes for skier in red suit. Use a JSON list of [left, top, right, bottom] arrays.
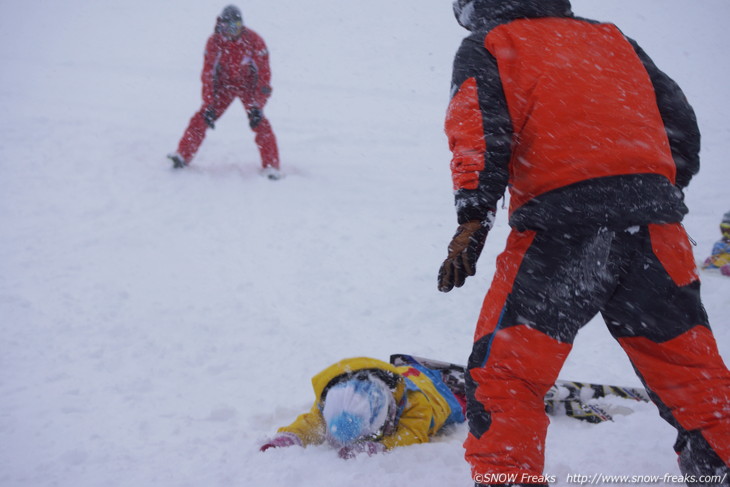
[[169, 5, 281, 179]]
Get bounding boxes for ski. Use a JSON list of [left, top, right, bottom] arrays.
[[390, 353, 650, 423]]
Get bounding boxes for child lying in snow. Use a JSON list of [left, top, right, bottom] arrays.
[[259, 356, 465, 459]]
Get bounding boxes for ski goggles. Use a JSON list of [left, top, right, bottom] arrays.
[[220, 19, 243, 38]]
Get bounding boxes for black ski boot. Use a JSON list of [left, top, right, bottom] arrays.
[[167, 153, 187, 169]]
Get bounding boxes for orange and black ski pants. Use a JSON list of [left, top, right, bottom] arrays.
[[465, 223, 730, 483]]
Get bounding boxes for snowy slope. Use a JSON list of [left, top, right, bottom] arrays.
[[0, 1, 728, 486]]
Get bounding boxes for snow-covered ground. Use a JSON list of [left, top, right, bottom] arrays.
[[1, 1, 728, 486]]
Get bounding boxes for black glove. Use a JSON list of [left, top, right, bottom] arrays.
[[247, 107, 263, 129], [203, 106, 216, 129], [260, 85, 272, 96], [438, 219, 491, 293]]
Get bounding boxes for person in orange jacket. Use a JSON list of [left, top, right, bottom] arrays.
[[259, 357, 465, 459], [438, 1, 730, 485], [168, 5, 281, 179]]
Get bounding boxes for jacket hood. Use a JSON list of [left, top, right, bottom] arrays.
[[311, 357, 406, 406], [453, 0, 573, 31]]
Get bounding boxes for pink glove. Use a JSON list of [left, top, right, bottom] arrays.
[[260, 432, 302, 452], [721, 264, 730, 276], [337, 441, 386, 459]]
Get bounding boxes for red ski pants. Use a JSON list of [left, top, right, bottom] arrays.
[[176, 87, 279, 169], [465, 223, 730, 483]]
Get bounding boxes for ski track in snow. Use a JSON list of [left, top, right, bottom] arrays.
[[1, 1, 728, 486]]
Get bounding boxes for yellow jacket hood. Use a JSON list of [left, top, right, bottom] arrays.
[[310, 357, 406, 405]]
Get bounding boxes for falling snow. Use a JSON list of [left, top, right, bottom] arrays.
[[1, 1, 728, 486]]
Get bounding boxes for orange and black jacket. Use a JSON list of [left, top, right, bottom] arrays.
[[446, 0, 700, 230]]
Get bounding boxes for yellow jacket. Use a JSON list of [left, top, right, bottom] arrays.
[[703, 239, 730, 268], [277, 357, 457, 450]]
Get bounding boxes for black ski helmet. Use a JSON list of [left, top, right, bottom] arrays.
[[216, 5, 244, 38], [721, 210, 730, 238], [453, 0, 478, 30], [220, 5, 242, 24], [718, 210, 730, 240]]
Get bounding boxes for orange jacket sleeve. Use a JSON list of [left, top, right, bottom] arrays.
[[445, 34, 512, 224]]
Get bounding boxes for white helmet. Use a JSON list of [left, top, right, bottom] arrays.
[[321, 375, 395, 446]]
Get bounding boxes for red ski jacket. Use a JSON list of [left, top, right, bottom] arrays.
[[201, 28, 272, 109], [446, 0, 700, 230]]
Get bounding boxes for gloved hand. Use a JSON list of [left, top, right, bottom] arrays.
[[721, 264, 730, 277], [259, 432, 302, 452], [203, 106, 216, 129], [438, 216, 493, 293], [337, 441, 385, 459], [260, 85, 272, 96], [247, 107, 263, 129]]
